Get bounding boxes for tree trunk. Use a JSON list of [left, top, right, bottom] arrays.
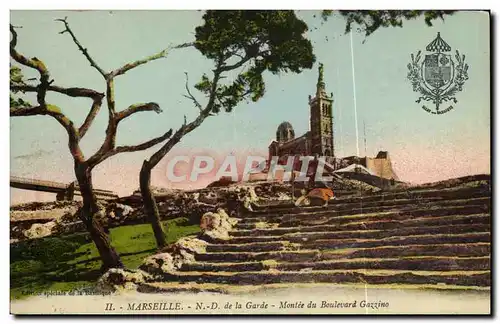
[[140, 160, 167, 248], [75, 162, 123, 270]]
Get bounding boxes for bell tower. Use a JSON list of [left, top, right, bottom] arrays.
[[309, 63, 334, 157]]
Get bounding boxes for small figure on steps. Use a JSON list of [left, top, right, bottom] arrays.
[[294, 189, 310, 207], [294, 183, 336, 207]]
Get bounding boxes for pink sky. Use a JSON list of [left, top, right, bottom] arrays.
[[10, 143, 490, 206]]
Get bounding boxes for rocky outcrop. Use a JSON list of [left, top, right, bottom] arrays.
[[23, 221, 58, 240], [100, 206, 238, 291], [10, 200, 82, 213], [140, 237, 208, 276], [97, 268, 151, 292], [10, 202, 137, 241], [10, 180, 306, 241], [140, 253, 176, 275], [138, 208, 234, 281], [199, 209, 237, 242]]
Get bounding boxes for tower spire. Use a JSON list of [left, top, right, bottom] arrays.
[[309, 62, 334, 157], [317, 62, 325, 95]]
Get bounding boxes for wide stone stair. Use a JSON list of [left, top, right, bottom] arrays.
[[140, 184, 491, 293]]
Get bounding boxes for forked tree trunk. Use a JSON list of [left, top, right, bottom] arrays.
[[139, 160, 167, 248], [75, 163, 123, 270]]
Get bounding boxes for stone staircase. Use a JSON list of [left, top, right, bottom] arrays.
[[140, 184, 491, 293]]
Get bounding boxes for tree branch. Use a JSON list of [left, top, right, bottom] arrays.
[[147, 63, 223, 168], [91, 42, 193, 162], [55, 16, 115, 153], [101, 78, 118, 150], [55, 17, 107, 77], [182, 72, 202, 111], [110, 50, 167, 78], [86, 42, 193, 167], [79, 97, 103, 138], [10, 104, 84, 161], [10, 24, 84, 163], [110, 42, 194, 78], [10, 84, 105, 140], [11, 84, 104, 99], [115, 128, 173, 154], [50, 85, 104, 99], [116, 102, 163, 122], [219, 54, 253, 72], [46, 105, 84, 161], [89, 129, 173, 166], [10, 25, 51, 107], [88, 76, 117, 162], [10, 105, 44, 116]]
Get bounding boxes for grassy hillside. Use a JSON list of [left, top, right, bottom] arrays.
[[10, 217, 200, 300]]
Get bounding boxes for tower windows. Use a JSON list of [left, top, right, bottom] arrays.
[[308, 63, 335, 158], [321, 103, 330, 116]]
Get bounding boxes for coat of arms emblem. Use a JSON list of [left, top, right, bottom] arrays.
[[407, 32, 469, 114]]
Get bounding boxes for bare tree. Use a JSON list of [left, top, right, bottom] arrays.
[[139, 10, 316, 248], [9, 19, 190, 270]]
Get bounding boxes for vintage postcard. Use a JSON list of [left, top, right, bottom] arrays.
[[9, 10, 491, 315]]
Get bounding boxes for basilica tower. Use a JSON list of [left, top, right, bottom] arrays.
[[309, 63, 334, 157]]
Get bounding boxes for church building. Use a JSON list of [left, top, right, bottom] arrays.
[[268, 63, 335, 163], [267, 63, 398, 181]]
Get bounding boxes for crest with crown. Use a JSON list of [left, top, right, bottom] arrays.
[[407, 32, 469, 115]]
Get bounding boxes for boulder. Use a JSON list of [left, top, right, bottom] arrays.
[[116, 204, 134, 217], [53, 221, 86, 235], [198, 191, 219, 205], [97, 268, 149, 292], [140, 253, 176, 275], [221, 185, 260, 212], [106, 203, 134, 224], [139, 237, 208, 276], [175, 237, 208, 255], [23, 221, 57, 239], [168, 237, 208, 267], [200, 208, 236, 241], [200, 212, 221, 231], [277, 192, 292, 201]]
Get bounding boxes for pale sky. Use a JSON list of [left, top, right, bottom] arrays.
[[10, 10, 490, 204]]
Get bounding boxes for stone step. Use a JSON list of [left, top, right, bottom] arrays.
[[151, 269, 491, 287], [196, 243, 490, 263], [240, 203, 490, 226], [231, 213, 489, 237], [196, 250, 322, 263], [181, 256, 490, 273], [207, 232, 490, 253], [301, 232, 491, 250], [321, 242, 491, 260], [248, 201, 491, 225], [236, 223, 260, 230], [137, 281, 491, 295], [283, 205, 491, 228], [245, 197, 491, 222], [227, 224, 490, 244], [248, 186, 490, 215], [206, 241, 292, 253], [248, 192, 491, 217], [276, 256, 490, 272]]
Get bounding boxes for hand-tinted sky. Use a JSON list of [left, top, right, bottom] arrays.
[[10, 10, 490, 204]]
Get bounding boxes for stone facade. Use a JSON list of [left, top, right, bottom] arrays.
[[340, 151, 399, 181], [268, 63, 334, 164], [266, 63, 398, 181]]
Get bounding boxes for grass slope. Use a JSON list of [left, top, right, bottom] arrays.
[[10, 217, 200, 300]]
